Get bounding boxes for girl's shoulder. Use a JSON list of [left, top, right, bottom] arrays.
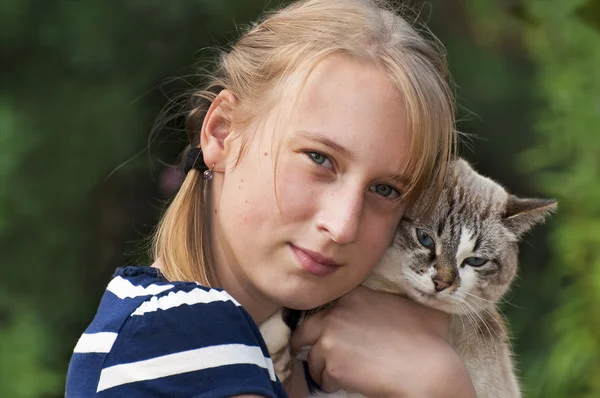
[[66, 265, 286, 397], [108, 265, 243, 316], [91, 265, 251, 338]]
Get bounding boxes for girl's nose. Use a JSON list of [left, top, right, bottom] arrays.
[[316, 188, 364, 244]]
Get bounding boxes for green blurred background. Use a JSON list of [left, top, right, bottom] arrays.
[[1, 0, 598, 396]]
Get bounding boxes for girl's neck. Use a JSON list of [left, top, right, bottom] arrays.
[[206, 186, 279, 325], [151, 258, 277, 324], [213, 259, 280, 324], [210, 234, 279, 325]]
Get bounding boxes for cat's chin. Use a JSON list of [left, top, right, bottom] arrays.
[[407, 288, 467, 314]]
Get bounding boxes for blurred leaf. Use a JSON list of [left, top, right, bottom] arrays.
[[518, 0, 600, 395], [576, 0, 600, 34], [0, 304, 62, 397], [0, 1, 274, 396]]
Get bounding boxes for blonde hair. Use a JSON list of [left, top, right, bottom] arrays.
[[152, 0, 457, 284]]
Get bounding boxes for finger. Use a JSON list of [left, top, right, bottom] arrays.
[[289, 310, 328, 355], [309, 343, 345, 393], [305, 341, 326, 387], [320, 367, 343, 394]]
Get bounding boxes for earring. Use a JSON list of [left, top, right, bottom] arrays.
[[203, 164, 215, 181]]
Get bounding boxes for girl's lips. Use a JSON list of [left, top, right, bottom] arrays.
[[290, 244, 343, 277]]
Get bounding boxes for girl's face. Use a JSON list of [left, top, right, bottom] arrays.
[[208, 56, 411, 319]]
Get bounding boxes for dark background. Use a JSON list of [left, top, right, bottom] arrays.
[[1, 0, 599, 396]]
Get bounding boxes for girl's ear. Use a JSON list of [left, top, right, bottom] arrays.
[[200, 90, 238, 170]]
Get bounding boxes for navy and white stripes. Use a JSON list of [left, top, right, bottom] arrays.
[[66, 266, 286, 397]]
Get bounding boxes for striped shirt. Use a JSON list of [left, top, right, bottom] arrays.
[[66, 266, 287, 397]]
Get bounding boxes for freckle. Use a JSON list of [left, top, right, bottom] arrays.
[[238, 186, 241, 189], [214, 209, 218, 214], [264, 152, 268, 156]]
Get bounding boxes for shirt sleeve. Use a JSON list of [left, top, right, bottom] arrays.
[[95, 286, 282, 398]]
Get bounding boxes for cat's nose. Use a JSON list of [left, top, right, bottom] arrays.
[[432, 278, 451, 292]]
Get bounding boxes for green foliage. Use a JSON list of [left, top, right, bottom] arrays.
[[0, 302, 62, 398], [520, 0, 600, 396], [0, 1, 273, 395]]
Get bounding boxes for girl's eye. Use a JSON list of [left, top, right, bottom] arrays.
[[372, 185, 392, 197], [369, 184, 401, 199], [306, 152, 333, 169], [463, 257, 488, 267], [416, 229, 435, 249]]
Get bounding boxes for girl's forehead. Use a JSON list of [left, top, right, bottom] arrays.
[[297, 55, 400, 104], [236, 56, 410, 179], [293, 60, 406, 140], [247, 58, 409, 176]]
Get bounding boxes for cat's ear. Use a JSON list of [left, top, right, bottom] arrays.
[[503, 195, 557, 237]]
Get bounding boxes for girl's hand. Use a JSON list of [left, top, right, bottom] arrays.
[[289, 286, 476, 398]]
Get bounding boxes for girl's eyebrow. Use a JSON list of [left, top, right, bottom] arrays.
[[295, 130, 355, 160], [296, 129, 408, 186], [391, 173, 409, 188]]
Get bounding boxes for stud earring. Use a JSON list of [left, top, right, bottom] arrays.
[[203, 164, 215, 181]]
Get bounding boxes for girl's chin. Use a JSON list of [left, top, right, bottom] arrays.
[[276, 295, 329, 311], [262, 275, 339, 310], [272, 288, 336, 311]]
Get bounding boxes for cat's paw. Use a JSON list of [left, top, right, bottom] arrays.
[[260, 309, 293, 383], [294, 345, 311, 362], [273, 343, 293, 383]]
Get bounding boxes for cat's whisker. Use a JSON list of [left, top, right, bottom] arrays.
[[461, 292, 511, 330], [461, 302, 491, 352], [462, 291, 495, 305], [470, 302, 513, 359], [457, 301, 485, 349], [463, 296, 506, 338], [455, 305, 468, 339], [454, 302, 474, 343], [458, 297, 499, 353], [469, 295, 513, 330], [491, 293, 523, 309], [461, 298, 502, 351], [500, 297, 522, 309], [461, 294, 505, 334], [461, 303, 482, 346]]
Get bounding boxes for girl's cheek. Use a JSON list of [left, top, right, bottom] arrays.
[[276, 161, 320, 219], [364, 209, 403, 256]]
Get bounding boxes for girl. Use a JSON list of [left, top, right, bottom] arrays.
[[66, 0, 476, 396]]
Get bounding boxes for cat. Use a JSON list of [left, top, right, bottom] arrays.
[[260, 158, 557, 398]]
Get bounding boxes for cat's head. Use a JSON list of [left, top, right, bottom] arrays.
[[371, 158, 557, 314]]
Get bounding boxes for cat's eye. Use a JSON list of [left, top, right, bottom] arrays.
[[416, 229, 434, 249], [306, 151, 334, 169], [463, 257, 488, 267]]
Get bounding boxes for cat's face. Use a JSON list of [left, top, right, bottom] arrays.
[[370, 159, 556, 315]]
